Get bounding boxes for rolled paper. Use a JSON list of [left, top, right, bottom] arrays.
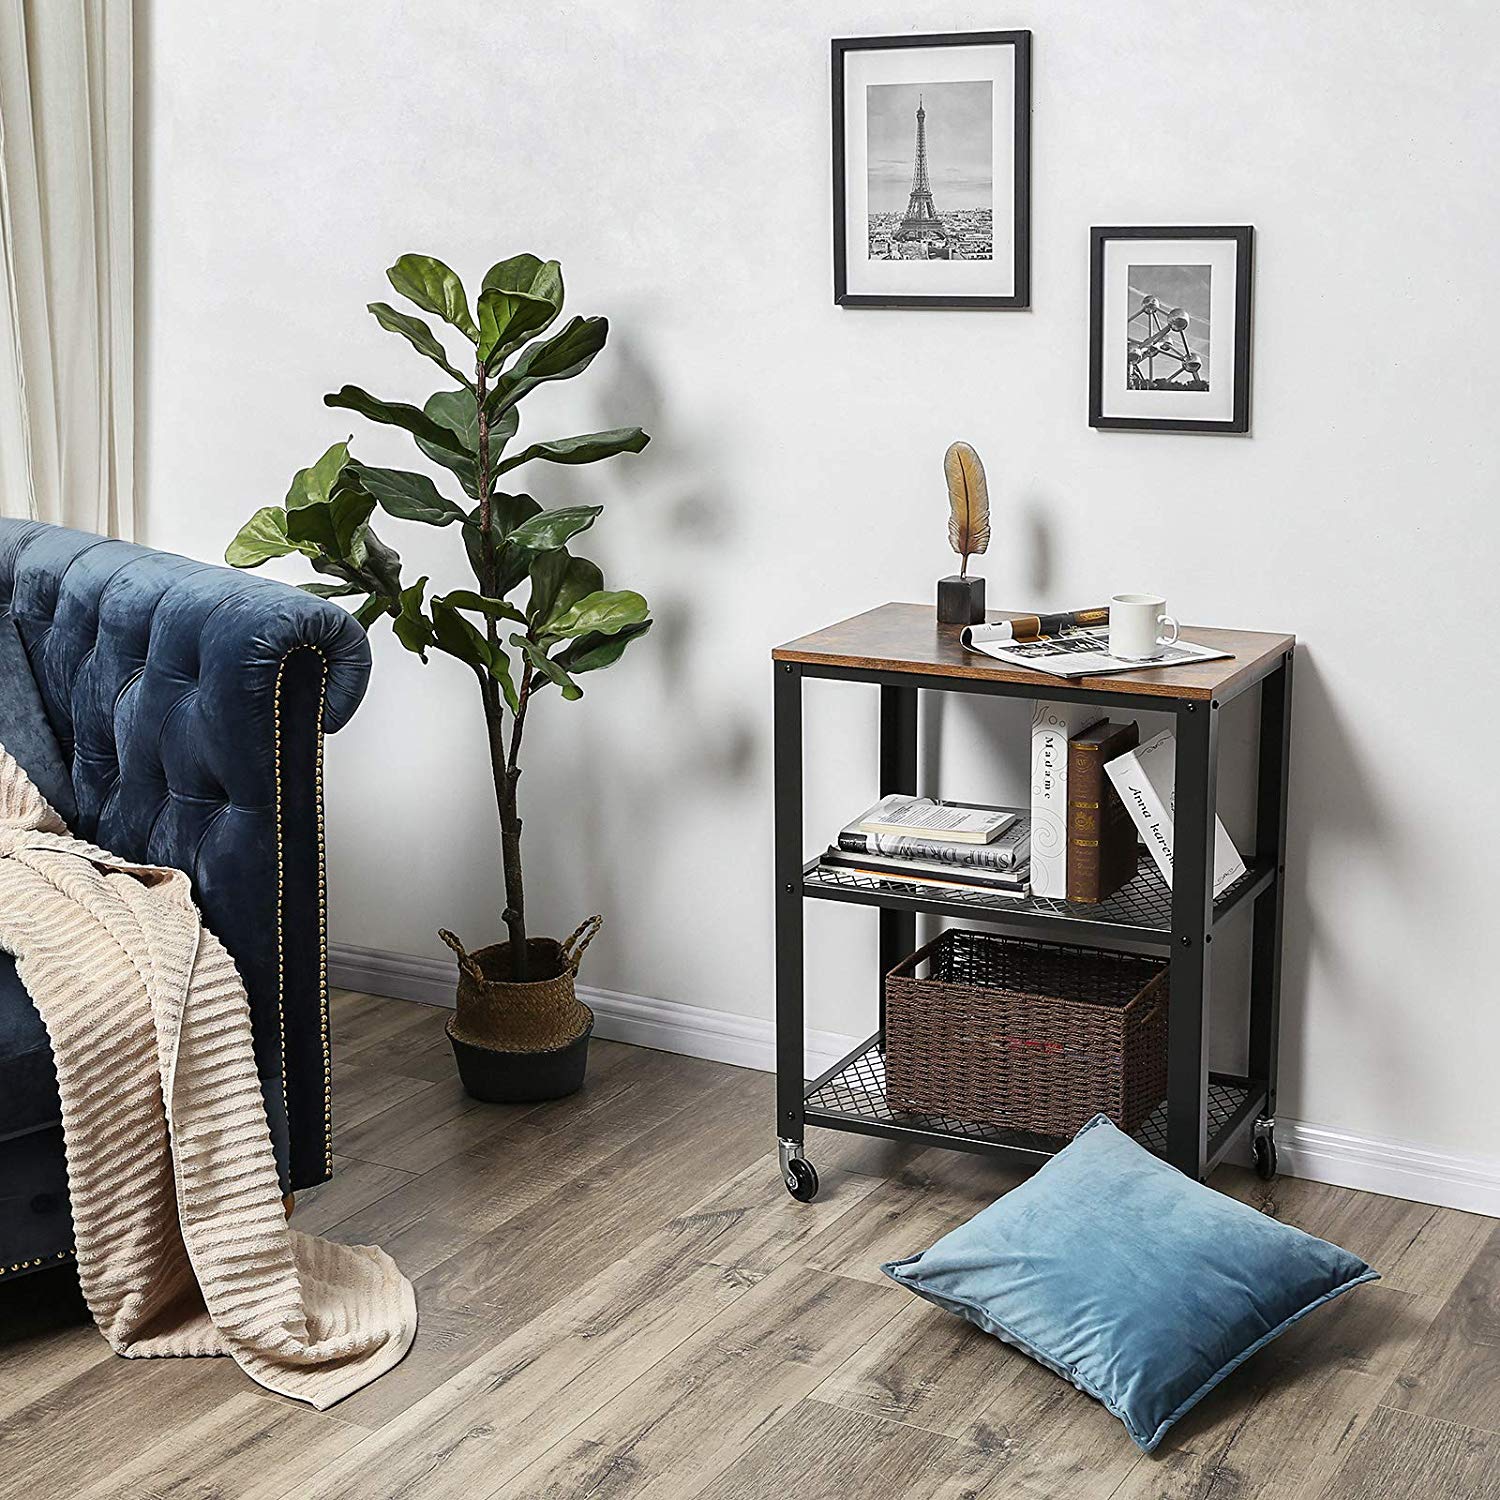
[[961, 621, 1025, 648], [961, 607, 1111, 649]]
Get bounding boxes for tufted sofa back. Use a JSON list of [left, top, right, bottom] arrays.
[[0, 519, 371, 1188]]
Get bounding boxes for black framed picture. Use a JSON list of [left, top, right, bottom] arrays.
[[1089, 226, 1254, 433], [832, 32, 1031, 309]]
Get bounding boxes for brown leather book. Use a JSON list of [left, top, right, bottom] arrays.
[[1067, 720, 1141, 903]]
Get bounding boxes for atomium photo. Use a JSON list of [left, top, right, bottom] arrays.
[[1126, 266, 1210, 391], [1090, 226, 1253, 433]]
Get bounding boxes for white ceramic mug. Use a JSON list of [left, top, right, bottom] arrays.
[[1110, 593, 1180, 661]]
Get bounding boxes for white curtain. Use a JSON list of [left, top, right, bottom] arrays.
[[0, 0, 132, 538]]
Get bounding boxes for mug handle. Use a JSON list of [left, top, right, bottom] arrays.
[[1158, 614, 1180, 646]]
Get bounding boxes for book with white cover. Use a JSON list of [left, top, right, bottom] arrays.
[[1030, 701, 1104, 897], [855, 795, 1015, 845], [838, 807, 1031, 870], [1103, 729, 1247, 898]]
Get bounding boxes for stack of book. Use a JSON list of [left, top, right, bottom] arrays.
[[821, 795, 1032, 898], [1032, 704, 1249, 905]]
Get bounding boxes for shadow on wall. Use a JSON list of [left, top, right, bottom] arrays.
[[532, 331, 760, 986], [1016, 491, 1057, 597], [602, 336, 733, 550], [1278, 649, 1407, 1118]]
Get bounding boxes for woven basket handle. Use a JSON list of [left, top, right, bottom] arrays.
[[1136, 971, 1169, 1027], [437, 928, 485, 986], [561, 914, 603, 974]]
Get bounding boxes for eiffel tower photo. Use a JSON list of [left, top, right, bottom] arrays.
[[893, 96, 949, 253], [863, 81, 993, 265]]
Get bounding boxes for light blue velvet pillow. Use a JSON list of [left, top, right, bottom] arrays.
[[882, 1115, 1377, 1453]]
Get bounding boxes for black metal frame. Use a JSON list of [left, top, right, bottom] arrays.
[[831, 32, 1032, 310], [1088, 225, 1254, 434], [774, 648, 1293, 1181]]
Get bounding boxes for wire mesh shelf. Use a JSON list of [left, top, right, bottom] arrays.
[[803, 1035, 1257, 1164], [803, 851, 1268, 939]]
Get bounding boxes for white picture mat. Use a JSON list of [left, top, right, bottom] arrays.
[[841, 43, 1016, 298], [1099, 238, 1239, 422]]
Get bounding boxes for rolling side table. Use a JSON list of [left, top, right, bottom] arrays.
[[771, 603, 1294, 1201]]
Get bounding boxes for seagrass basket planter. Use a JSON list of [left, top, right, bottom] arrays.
[[883, 929, 1169, 1137], [440, 916, 601, 1103]]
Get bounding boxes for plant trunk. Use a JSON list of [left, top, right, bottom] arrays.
[[474, 351, 530, 981], [480, 674, 528, 979]]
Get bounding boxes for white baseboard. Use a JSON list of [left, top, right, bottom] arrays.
[[1271, 1118, 1500, 1219], [329, 941, 857, 1078], [329, 942, 1500, 1219], [330, 942, 457, 1008]]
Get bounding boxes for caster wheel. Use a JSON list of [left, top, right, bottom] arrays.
[[1253, 1132, 1278, 1181], [784, 1158, 819, 1202]]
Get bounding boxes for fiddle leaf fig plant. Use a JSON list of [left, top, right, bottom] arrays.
[[226, 253, 651, 980]]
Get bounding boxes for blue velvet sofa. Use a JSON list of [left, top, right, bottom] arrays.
[[0, 520, 370, 1282]]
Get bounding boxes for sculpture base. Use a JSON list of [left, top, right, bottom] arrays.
[[937, 575, 985, 625]]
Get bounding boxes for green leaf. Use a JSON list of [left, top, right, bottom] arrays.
[[324, 385, 469, 455], [226, 506, 315, 568], [543, 589, 649, 644], [527, 550, 603, 627], [555, 618, 653, 675], [299, 580, 363, 599], [463, 493, 542, 589], [285, 489, 376, 560], [488, 404, 521, 456], [482, 254, 564, 306], [425, 388, 479, 451], [432, 599, 520, 710], [433, 589, 528, 627], [506, 504, 602, 554], [496, 427, 648, 475], [285, 440, 353, 511], [413, 391, 519, 498], [351, 464, 467, 526], [309, 555, 363, 585], [391, 576, 436, 660], [416, 389, 479, 494], [489, 316, 609, 416], [477, 286, 558, 367], [353, 595, 392, 629], [386, 254, 478, 341], [367, 302, 470, 385], [512, 633, 582, 701], [352, 523, 405, 599], [479, 256, 564, 366], [429, 596, 488, 669]]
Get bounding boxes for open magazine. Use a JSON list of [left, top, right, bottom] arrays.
[[961, 623, 1231, 679]]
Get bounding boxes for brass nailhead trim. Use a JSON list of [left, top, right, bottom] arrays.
[[274, 659, 289, 1128], [0, 1249, 74, 1277], [272, 645, 334, 1183], [315, 672, 332, 1175]]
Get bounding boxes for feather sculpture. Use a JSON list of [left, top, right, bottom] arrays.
[[944, 441, 990, 578]]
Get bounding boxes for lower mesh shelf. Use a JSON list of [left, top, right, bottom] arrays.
[[803, 1036, 1255, 1162]]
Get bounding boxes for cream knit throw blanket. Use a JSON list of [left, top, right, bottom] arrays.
[[0, 745, 416, 1408]]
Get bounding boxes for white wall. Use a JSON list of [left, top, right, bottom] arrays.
[[138, 2, 1500, 1177]]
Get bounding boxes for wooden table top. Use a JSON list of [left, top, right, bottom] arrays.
[[773, 603, 1295, 702]]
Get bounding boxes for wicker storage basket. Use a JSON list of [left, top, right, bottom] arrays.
[[884, 929, 1169, 1137]]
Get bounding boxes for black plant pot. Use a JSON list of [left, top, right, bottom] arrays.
[[446, 1016, 594, 1104]]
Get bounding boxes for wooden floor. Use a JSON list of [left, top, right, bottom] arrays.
[[1, 992, 1497, 1500]]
